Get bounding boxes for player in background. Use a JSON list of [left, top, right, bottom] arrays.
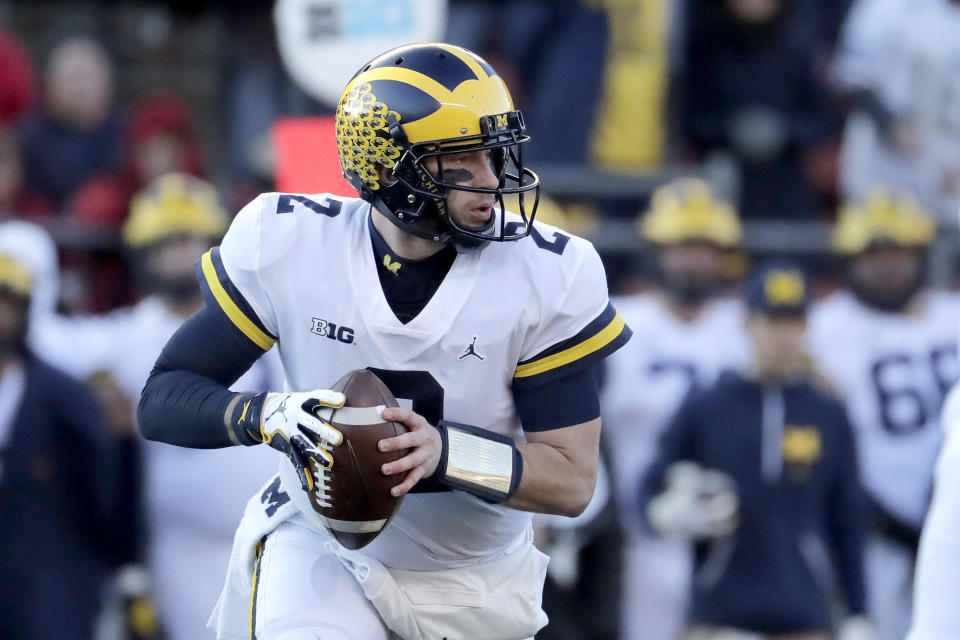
[[136, 43, 631, 640], [834, 0, 960, 223], [640, 261, 870, 640], [3, 175, 283, 640], [0, 248, 139, 640], [808, 189, 960, 640], [601, 177, 750, 640]]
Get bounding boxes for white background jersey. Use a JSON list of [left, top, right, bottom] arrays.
[[601, 293, 750, 518], [209, 192, 626, 571], [35, 297, 283, 640], [837, 0, 960, 222], [808, 290, 960, 526]]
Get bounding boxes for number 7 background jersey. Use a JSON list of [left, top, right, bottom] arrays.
[[808, 290, 960, 526], [199, 191, 631, 571]]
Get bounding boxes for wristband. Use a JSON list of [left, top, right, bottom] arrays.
[[432, 420, 523, 503], [227, 391, 268, 446]]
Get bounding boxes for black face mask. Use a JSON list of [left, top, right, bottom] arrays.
[[847, 251, 927, 313], [147, 273, 201, 303], [661, 276, 719, 307], [849, 274, 924, 312], [655, 259, 723, 307]]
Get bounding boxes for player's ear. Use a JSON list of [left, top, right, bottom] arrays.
[[376, 164, 398, 187]]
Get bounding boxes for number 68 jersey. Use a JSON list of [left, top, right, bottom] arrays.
[[808, 290, 960, 527], [198, 192, 631, 571]]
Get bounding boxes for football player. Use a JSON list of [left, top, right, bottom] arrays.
[[137, 43, 631, 640], [602, 178, 750, 640], [808, 189, 960, 640], [8, 175, 284, 640]]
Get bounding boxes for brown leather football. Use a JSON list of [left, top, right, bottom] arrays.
[[305, 369, 408, 550]]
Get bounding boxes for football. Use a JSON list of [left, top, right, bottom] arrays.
[[305, 368, 408, 550]]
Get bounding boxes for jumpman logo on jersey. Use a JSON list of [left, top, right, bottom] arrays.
[[458, 336, 485, 360]]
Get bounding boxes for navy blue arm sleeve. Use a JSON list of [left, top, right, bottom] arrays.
[[136, 301, 267, 448], [513, 364, 601, 431]]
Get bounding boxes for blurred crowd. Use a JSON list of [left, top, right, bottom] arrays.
[[0, 0, 958, 639]]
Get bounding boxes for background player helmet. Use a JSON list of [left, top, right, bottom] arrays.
[[122, 172, 228, 249], [123, 173, 228, 301], [641, 178, 742, 305], [641, 178, 742, 249], [833, 188, 936, 312], [335, 42, 540, 251], [832, 188, 936, 255]]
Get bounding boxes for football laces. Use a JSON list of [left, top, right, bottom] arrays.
[[312, 438, 335, 508]]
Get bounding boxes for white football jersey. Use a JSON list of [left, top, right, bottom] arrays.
[[201, 192, 629, 571], [808, 290, 960, 526], [601, 293, 751, 522]]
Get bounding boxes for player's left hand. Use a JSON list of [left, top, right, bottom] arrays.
[[377, 407, 442, 498]]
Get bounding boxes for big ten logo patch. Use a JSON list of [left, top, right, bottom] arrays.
[[311, 318, 355, 344]]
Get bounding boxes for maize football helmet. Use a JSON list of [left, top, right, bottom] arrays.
[[335, 42, 540, 251], [834, 188, 936, 311], [833, 188, 936, 255], [123, 173, 228, 248], [641, 178, 741, 249]]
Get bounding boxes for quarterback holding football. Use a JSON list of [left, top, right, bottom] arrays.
[[138, 42, 631, 640]]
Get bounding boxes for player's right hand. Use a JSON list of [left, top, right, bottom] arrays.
[[260, 390, 345, 492], [647, 461, 739, 540]]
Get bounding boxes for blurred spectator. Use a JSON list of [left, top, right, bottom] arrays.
[[30, 175, 282, 640], [0, 127, 53, 221], [808, 190, 960, 640], [834, 0, 960, 224], [0, 247, 138, 640], [0, 29, 34, 126], [590, 0, 673, 170], [18, 35, 122, 208], [641, 262, 869, 640], [683, 0, 838, 219], [446, 0, 609, 165], [61, 91, 207, 315], [602, 179, 750, 640], [70, 91, 205, 230]]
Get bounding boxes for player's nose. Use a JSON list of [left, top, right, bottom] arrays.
[[470, 153, 499, 190]]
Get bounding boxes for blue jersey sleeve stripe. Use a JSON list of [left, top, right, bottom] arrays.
[[512, 321, 631, 390], [208, 247, 276, 340]]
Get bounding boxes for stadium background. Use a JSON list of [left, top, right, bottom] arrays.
[[0, 0, 957, 639]]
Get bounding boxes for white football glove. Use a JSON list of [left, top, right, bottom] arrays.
[[838, 616, 874, 640], [648, 461, 740, 540], [260, 390, 345, 492]]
